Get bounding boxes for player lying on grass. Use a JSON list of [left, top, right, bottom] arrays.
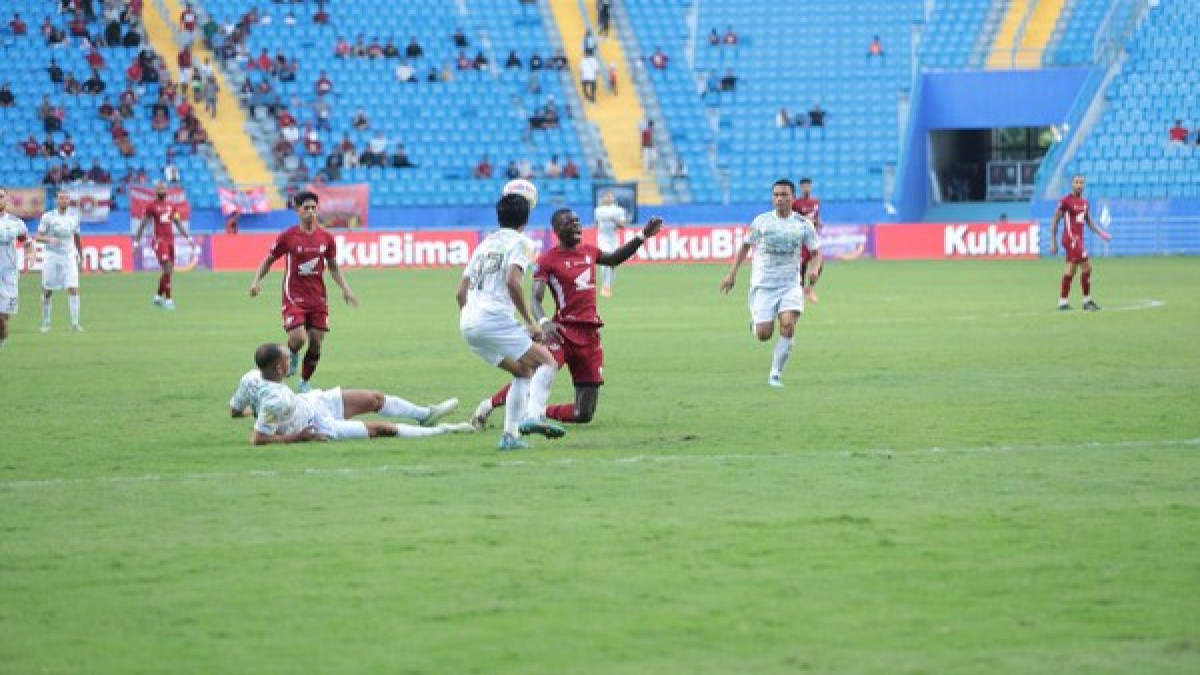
[[232, 343, 472, 445], [471, 210, 664, 428]]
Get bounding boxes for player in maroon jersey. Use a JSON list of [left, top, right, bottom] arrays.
[[133, 182, 193, 310], [1050, 175, 1110, 311], [470, 209, 664, 428], [248, 191, 359, 392], [791, 177, 823, 303]]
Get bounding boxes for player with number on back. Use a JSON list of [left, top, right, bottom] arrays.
[[1050, 174, 1111, 311], [720, 178, 822, 388], [133, 182, 193, 310], [249, 190, 358, 393], [471, 208, 664, 429], [791, 177, 823, 303]]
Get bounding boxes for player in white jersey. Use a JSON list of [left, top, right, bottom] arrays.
[[36, 191, 84, 332], [456, 193, 565, 450], [719, 178, 822, 388], [240, 343, 472, 444], [592, 190, 628, 296], [0, 187, 34, 351]]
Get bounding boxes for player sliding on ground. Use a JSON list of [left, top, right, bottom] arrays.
[[720, 178, 822, 388], [232, 343, 471, 445], [472, 209, 664, 429]]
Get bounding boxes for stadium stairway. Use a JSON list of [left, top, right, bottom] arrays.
[[546, 0, 662, 204], [986, 0, 1031, 68], [987, 0, 1069, 69], [145, 0, 283, 207]]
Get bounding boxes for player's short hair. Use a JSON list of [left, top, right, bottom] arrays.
[[773, 178, 796, 195], [550, 208, 574, 229], [798, 177, 812, 186], [496, 193, 530, 229], [254, 343, 287, 371], [293, 191, 319, 208]]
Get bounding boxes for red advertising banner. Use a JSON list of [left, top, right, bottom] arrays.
[[6, 187, 46, 219], [218, 186, 271, 216], [209, 230, 481, 271], [129, 185, 192, 222], [581, 224, 871, 264], [306, 183, 369, 229], [20, 235, 134, 273], [875, 222, 1040, 260]]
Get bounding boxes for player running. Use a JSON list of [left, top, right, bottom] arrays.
[[471, 209, 664, 429], [36, 191, 84, 332], [249, 190, 358, 393], [791, 177, 823, 303], [133, 182, 192, 310], [720, 178, 822, 388], [1050, 174, 1111, 311], [234, 343, 471, 445]]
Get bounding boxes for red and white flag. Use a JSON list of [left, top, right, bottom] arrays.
[[218, 186, 271, 216]]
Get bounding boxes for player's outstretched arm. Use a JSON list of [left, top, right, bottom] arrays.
[[1049, 209, 1063, 254], [506, 264, 542, 340], [1084, 212, 1111, 241], [328, 259, 359, 307], [132, 217, 149, 248], [719, 243, 751, 293], [455, 276, 470, 309], [248, 253, 279, 297], [597, 217, 662, 267], [531, 279, 559, 340]]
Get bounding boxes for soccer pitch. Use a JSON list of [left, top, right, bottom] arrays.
[[2, 257, 1198, 673]]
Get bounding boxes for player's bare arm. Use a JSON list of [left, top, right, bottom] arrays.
[[1049, 207, 1064, 254], [506, 264, 542, 340], [74, 232, 83, 268], [720, 243, 752, 293], [249, 252, 280, 296], [172, 213, 192, 242], [1084, 211, 1112, 241], [132, 217, 150, 248], [327, 259, 359, 307], [807, 249, 825, 287], [252, 426, 328, 445], [598, 216, 663, 267], [231, 405, 251, 418], [531, 279, 560, 341]]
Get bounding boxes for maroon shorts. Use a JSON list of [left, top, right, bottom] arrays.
[[283, 304, 330, 332], [547, 324, 604, 386], [154, 241, 175, 266], [1062, 238, 1088, 264]]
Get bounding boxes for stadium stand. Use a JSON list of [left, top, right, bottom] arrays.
[[1063, 0, 1200, 199]]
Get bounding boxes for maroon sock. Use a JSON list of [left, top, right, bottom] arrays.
[[490, 385, 509, 408], [163, 273, 173, 299], [301, 351, 320, 380], [1081, 272, 1091, 297], [1060, 274, 1073, 299], [157, 273, 167, 296], [546, 404, 576, 422]]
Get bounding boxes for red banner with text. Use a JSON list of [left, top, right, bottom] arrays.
[[875, 222, 1040, 260]]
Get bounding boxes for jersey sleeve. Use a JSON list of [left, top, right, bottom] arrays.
[[508, 236, 533, 272], [230, 371, 261, 413], [37, 213, 49, 235], [253, 391, 286, 435], [268, 230, 289, 258], [323, 231, 337, 261], [744, 218, 762, 246], [803, 222, 822, 252]]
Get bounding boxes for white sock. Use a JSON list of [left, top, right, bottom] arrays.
[[525, 364, 557, 420], [771, 336, 794, 377], [68, 295, 80, 325], [602, 266, 614, 288], [504, 377, 530, 437], [42, 297, 51, 324], [380, 395, 426, 421], [392, 423, 447, 438]]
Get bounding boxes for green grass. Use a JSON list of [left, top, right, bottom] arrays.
[[2, 257, 1198, 674]]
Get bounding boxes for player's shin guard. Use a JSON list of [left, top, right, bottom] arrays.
[[546, 404, 577, 423], [1060, 274, 1073, 300], [505, 377, 530, 437], [1081, 272, 1091, 297], [302, 351, 320, 381], [771, 336, 794, 377], [527, 364, 557, 420], [381, 395, 426, 420]]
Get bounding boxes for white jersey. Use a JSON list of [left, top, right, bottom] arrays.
[[0, 212, 29, 276], [593, 203, 627, 246], [253, 380, 320, 437], [38, 209, 80, 257], [745, 210, 820, 288], [460, 228, 535, 325], [230, 369, 266, 415]]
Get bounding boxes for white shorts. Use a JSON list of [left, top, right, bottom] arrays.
[[312, 413, 369, 440], [41, 252, 79, 290], [0, 270, 17, 315], [749, 284, 805, 324], [461, 317, 534, 366], [302, 387, 345, 421], [597, 232, 618, 253]]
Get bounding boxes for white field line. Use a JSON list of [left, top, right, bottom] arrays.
[[821, 298, 1165, 325], [1, 437, 1196, 491]]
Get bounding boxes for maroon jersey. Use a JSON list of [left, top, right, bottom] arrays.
[[143, 201, 179, 242], [791, 196, 821, 227], [1057, 194, 1090, 246], [270, 225, 337, 309], [534, 243, 604, 327]]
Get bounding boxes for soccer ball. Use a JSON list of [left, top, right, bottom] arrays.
[[503, 179, 538, 209]]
